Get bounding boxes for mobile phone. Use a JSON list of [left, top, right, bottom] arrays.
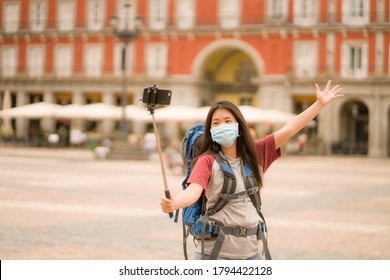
[[142, 86, 172, 105]]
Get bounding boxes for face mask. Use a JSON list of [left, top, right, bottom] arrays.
[[210, 123, 239, 147]]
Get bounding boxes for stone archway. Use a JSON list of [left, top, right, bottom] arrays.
[[335, 100, 369, 155], [192, 39, 264, 106]]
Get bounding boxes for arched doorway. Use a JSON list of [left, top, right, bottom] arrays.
[[199, 48, 258, 105], [337, 100, 369, 155], [192, 39, 264, 106]]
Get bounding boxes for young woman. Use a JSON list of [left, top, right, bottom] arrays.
[[160, 80, 343, 260]]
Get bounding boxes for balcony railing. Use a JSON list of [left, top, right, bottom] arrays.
[[1, 13, 389, 37]]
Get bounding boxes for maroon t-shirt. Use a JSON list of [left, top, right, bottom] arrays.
[[187, 134, 281, 190]]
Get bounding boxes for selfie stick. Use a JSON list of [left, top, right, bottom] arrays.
[[146, 91, 174, 219]]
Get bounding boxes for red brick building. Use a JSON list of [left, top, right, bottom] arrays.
[[1, 0, 390, 157]]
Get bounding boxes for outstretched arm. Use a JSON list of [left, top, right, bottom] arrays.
[[274, 80, 343, 149], [160, 183, 203, 214]]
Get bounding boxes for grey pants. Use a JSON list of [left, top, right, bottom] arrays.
[[194, 251, 264, 260]]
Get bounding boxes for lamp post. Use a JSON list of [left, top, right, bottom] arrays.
[[110, 2, 142, 140]]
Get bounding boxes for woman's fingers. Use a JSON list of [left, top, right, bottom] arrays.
[[160, 197, 175, 214]]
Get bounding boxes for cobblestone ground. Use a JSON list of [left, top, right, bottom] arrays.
[[0, 146, 389, 260]]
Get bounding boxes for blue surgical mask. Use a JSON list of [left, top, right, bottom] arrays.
[[210, 123, 239, 147]]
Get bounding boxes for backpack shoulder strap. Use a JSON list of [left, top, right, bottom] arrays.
[[242, 164, 262, 215], [242, 163, 272, 260], [205, 151, 236, 216]]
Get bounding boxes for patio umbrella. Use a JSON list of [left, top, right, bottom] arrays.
[[54, 104, 83, 119], [0, 102, 63, 118], [195, 105, 296, 124], [263, 109, 296, 123], [56, 103, 121, 120], [238, 105, 269, 123], [82, 103, 121, 120], [195, 106, 211, 121], [125, 104, 150, 122], [151, 105, 201, 122]]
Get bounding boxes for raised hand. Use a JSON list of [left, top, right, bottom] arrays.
[[315, 80, 344, 107]]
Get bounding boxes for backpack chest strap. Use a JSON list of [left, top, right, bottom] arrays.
[[218, 186, 259, 201], [206, 151, 237, 215]]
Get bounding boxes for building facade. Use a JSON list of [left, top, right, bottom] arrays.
[[0, 0, 390, 157]]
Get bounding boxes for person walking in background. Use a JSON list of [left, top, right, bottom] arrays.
[[142, 130, 157, 160], [297, 132, 308, 155], [160, 80, 343, 260], [163, 140, 184, 175]]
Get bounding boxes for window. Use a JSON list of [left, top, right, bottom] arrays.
[[88, 0, 104, 31], [30, 1, 46, 32], [58, 0, 75, 31], [219, 0, 240, 29], [149, 0, 168, 30], [55, 45, 73, 77], [294, 42, 318, 77], [85, 45, 103, 77], [113, 44, 134, 76], [146, 43, 168, 77], [267, 0, 288, 23], [3, 2, 20, 33], [1, 46, 17, 77], [27, 46, 45, 77], [117, 0, 137, 31], [176, 0, 194, 29], [342, 0, 370, 25], [294, 0, 318, 26], [341, 42, 368, 78]]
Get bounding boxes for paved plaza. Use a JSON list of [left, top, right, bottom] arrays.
[[0, 146, 389, 260]]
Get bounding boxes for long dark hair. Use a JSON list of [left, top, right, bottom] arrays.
[[199, 101, 263, 188]]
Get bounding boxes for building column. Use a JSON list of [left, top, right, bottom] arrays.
[[258, 79, 292, 112], [69, 91, 84, 145], [41, 90, 56, 133], [380, 99, 389, 157], [73, 91, 83, 105], [132, 86, 147, 139], [15, 90, 28, 139], [101, 91, 115, 138], [318, 101, 341, 154], [368, 90, 382, 158]]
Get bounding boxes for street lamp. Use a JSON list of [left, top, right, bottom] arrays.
[[110, 2, 142, 140]]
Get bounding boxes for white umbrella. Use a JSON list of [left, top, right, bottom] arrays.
[[238, 105, 269, 123], [195, 106, 211, 121], [54, 104, 83, 119], [82, 103, 121, 119], [56, 103, 121, 120], [0, 102, 63, 118], [125, 105, 150, 122], [151, 105, 201, 122], [195, 105, 296, 124], [263, 109, 296, 123]]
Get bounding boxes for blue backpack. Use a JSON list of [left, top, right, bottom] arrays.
[[179, 122, 207, 239], [176, 122, 271, 260]]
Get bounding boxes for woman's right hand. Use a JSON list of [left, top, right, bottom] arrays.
[[160, 197, 176, 214]]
